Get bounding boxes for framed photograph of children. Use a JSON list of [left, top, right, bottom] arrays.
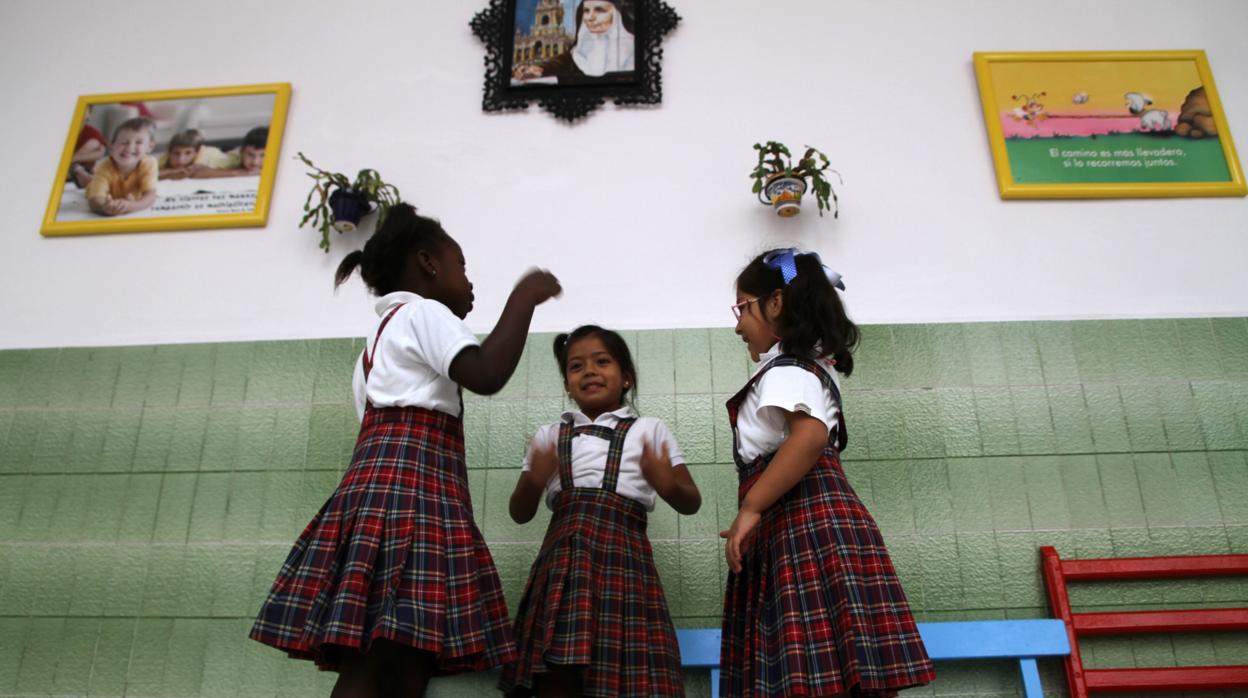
[[41, 82, 291, 236], [973, 51, 1246, 199], [471, 0, 680, 122]]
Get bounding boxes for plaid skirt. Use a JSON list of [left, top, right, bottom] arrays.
[[721, 453, 934, 696], [500, 488, 684, 697], [249, 405, 515, 674]]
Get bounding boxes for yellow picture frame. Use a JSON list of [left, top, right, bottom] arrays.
[[41, 82, 291, 236], [973, 51, 1245, 199]]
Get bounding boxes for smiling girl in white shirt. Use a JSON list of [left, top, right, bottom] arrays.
[[501, 325, 701, 698]]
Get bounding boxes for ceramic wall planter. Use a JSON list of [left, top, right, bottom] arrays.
[[328, 189, 372, 233], [298, 152, 402, 252], [750, 142, 839, 218], [760, 176, 807, 217]]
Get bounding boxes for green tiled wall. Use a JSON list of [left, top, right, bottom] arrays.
[[3, 319, 1248, 697]]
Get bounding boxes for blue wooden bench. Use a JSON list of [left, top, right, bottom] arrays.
[[677, 619, 1070, 697]]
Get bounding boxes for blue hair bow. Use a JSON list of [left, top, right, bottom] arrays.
[[762, 248, 846, 290]]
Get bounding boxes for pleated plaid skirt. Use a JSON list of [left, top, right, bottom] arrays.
[[500, 488, 684, 697], [721, 452, 934, 696], [249, 405, 515, 673]]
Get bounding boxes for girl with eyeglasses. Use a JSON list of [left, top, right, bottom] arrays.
[[720, 248, 934, 697]]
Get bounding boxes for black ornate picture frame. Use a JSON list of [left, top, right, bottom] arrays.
[[471, 0, 679, 122]]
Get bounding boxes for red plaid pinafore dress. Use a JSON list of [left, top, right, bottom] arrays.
[[720, 356, 934, 696], [500, 418, 685, 697], [249, 304, 516, 673]]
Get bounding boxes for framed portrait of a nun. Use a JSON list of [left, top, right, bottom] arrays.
[[472, 0, 680, 122]]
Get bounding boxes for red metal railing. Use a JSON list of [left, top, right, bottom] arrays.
[[1039, 546, 1248, 696]]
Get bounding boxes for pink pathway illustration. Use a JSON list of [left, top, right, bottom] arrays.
[[999, 113, 1175, 139]]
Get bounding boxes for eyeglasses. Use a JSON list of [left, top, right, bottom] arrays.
[[730, 297, 760, 320]]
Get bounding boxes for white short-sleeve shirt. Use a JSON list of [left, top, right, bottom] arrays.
[[734, 344, 841, 462], [523, 406, 685, 511], [352, 291, 481, 419]]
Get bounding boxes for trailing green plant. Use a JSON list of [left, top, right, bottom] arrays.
[[750, 141, 841, 217], [298, 152, 402, 252]]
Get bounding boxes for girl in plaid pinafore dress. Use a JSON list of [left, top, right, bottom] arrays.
[[250, 204, 561, 697], [720, 249, 934, 697], [500, 325, 703, 698]]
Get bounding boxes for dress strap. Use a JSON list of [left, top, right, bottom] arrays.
[[555, 417, 637, 493], [600, 418, 636, 493], [361, 303, 407, 382], [360, 303, 407, 413], [556, 421, 575, 490]]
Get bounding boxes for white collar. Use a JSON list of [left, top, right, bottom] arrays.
[[374, 291, 423, 317], [751, 342, 784, 377], [751, 342, 835, 377], [561, 404, 637, 426]]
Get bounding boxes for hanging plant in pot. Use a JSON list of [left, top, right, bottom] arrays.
[[750, 141, 841, 218], [298, 152, 402, 252]]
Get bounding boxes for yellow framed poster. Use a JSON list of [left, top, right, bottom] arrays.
[[973, 51, 1245, 199], [42, 82, 291, 236]]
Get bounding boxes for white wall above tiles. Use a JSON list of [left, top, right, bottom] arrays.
[[1, 0, 1247, 349]]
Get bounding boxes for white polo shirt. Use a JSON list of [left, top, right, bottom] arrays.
[[352, 291, 480, 419], [523, 406, 686, 511], [734, 344, 842, 462]]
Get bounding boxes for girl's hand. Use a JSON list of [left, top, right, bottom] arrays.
[[639, 438, 674, 493], [528, 441, 559, 486], [643, 437, 703, 515], [720, 508, 762, 574], [511, 437, 558, 524], [515, 269, 562, 306]]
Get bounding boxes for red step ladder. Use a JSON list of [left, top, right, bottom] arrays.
[[1040, 546, 1248, 695]]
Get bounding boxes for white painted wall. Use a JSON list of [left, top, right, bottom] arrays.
[[2, 0, 1246, 349]]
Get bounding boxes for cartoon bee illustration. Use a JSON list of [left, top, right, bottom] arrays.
[[1011, 92, 1049, 126]]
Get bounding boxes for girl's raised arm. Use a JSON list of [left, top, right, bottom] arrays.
[[510, 440, 558, 524], [450, 269, 560, 395]]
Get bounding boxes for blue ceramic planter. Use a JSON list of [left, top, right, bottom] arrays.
[[329, 189, 372, 232]]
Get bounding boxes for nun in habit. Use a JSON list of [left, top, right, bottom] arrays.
[[514, 0, 636, 85]]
